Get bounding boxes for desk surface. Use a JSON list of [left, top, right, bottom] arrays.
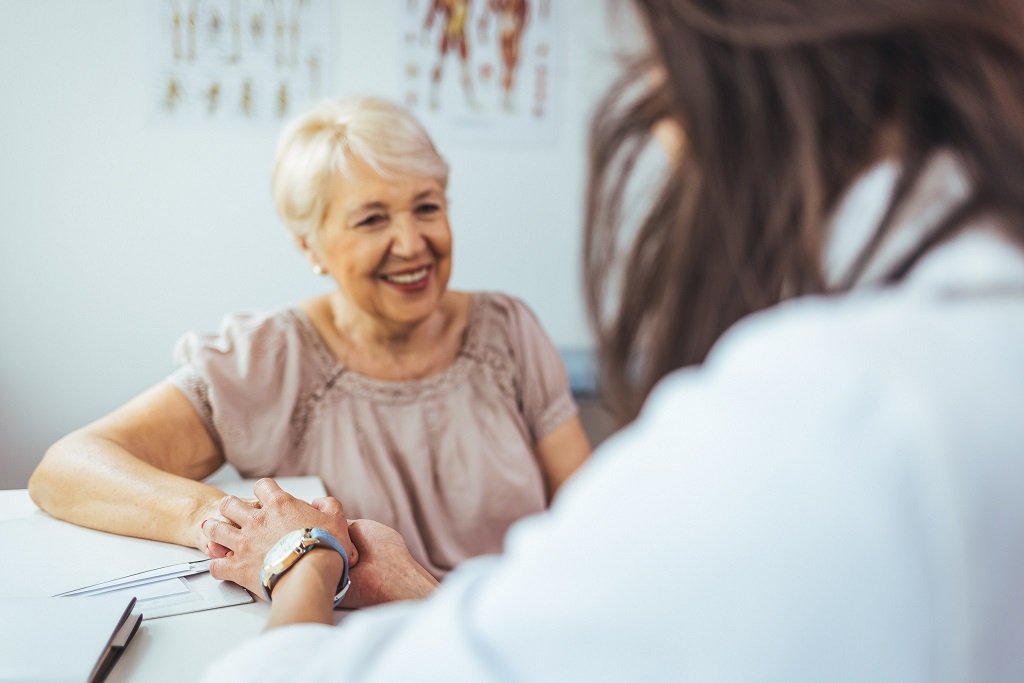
[[1, 475, 328, 683]]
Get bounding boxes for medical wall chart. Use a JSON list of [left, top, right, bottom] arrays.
[[400, 0, 559, 146], [154, 0, 332, 125]]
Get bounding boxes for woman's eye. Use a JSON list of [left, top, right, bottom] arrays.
[[357, 214, 387, 228], [415, 203, 441, 216]]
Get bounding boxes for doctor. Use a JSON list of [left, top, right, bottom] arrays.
[[202, 0, 1024, 679]]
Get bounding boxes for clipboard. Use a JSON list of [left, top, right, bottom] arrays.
[[0, 594, 142, 683]]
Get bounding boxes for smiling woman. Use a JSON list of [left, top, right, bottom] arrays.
[[305, 156, 456, 372], [276, 98, 458, 358], [28, 96, 591, 587]]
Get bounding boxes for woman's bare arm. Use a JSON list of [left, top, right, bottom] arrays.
[[28, 381, 227, 549]]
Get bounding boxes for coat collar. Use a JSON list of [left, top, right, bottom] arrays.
[[824, 151, 1024, 295]]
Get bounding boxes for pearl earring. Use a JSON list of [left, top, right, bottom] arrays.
[[312, 264, 326, 276]]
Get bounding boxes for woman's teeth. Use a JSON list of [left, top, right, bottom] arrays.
[[383, 267, 429, 285]]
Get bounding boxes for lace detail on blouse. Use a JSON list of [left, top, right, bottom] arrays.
[[291, 295, 513, 401], [279, 294, 526, 454]]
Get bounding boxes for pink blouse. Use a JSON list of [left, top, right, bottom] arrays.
[[170, 292, 577, 578]]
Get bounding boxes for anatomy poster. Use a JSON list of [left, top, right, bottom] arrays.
[[401, 0, 559, 146], [154, 0, 332, 125]]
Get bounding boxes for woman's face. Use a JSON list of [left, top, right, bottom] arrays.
[[315, 157, 452, 331]]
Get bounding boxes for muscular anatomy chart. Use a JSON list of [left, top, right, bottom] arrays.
[[402, 0, 559, 145], [154, 0, 331, 125]]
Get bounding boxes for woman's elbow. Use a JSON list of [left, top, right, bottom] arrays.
[[27, 438, 75, 513]]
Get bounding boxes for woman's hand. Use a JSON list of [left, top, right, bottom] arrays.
[[202, 497, 261, 558], [202, 478, 357, 599], [343, 519, 438, 608]]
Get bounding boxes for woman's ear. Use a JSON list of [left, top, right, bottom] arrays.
[[297, 236, 327, 276]]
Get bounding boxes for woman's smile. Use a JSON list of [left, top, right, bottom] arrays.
[[379, 264, 433, 292]]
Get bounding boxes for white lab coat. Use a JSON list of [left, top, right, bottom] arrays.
[[204, 157, 1024, 682]]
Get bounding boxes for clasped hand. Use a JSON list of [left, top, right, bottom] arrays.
[[200, 478, 356, 600], [201, 478, 438, 608]]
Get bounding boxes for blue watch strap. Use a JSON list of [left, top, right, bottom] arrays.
[[307, 528, 351, 607]]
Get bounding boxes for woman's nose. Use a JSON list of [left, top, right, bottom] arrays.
[[391, 214, 427, 256]]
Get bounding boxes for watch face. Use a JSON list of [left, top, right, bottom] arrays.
[[267, 528, 306, 564]]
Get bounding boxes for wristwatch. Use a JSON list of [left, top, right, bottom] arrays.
[[260, 527, 351, 607]]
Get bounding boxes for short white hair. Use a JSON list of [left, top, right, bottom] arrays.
[[272, 96, 450, 243]]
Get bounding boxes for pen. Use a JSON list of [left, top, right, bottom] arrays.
[[55, 559, 213, 597]]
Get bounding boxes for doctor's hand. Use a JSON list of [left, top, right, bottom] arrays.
[[341, 519, 438, 609], [202, 478, 358, 599]]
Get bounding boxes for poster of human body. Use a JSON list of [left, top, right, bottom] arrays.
[[401, 0, 559, 146], [154, 0, 332, 125]]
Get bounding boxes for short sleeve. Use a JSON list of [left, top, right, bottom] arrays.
[[169, 310, 310, 476], [499, 296, 578, 441]]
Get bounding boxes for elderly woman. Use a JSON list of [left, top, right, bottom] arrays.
[[28, 96, 590, 579]]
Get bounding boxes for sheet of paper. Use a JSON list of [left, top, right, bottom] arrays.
[[143, 573, 253, 619], [96, 572, 254, 620], [127, 577, 192, 601]]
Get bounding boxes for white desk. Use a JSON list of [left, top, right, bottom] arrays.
[[0, 476, 329, 682]]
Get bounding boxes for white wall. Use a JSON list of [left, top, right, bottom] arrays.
[[0, 1, 626, 488]]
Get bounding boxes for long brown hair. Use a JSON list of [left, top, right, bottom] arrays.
[[585, 0, 1024, 423]]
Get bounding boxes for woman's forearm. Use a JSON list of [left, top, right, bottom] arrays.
[[28, 433, 225, 549]]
